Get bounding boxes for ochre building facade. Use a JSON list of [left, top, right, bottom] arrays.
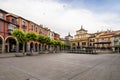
[[70, 26, 120, 52]]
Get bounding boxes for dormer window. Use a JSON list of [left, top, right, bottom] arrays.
[[0, 13, 3, 19]]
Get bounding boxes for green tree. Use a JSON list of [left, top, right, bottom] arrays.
[[26, 31, 37, 54], [26, 31, 37, 41], [37, 34, 45, 53], [12, 29, 27, 55], [44, 37, 52, 45], [43, 37, 52, 51]]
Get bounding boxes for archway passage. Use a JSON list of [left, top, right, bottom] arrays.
[[94, 42, 111, 49], [30, 42, 34, 51], [39, 44, 41, 51], [0, 37, 3, 53], [35, 43, 38, 52], [19, 43, 23, 52], [5, 37, 17, 53], [19, 43, 27, 52]]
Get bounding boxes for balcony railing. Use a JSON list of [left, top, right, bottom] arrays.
[[8, 29, 13, 34]]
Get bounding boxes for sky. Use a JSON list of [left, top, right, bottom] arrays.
[[0, 0, 120, 38]]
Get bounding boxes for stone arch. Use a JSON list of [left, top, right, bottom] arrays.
[[39, 43, 41, 51], [5, 36, 19, 53], [30, 42, 34, 51], [0, 35, 4, 53], [5, 36, 18, 44], [0, 35, 4, 42], [35, 43, 38, 52]]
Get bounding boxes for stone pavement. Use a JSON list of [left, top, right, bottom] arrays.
[[0, 53, 15, 58], [0, 53, 120, 80], [0, 52, 39, 58]]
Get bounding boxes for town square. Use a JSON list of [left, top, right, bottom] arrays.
[[0, 0, 120, 80], [0, 53, 120, 80]]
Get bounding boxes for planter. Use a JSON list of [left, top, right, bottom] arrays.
[[26, 52, 33, 56], [15, 53, 25, 57]]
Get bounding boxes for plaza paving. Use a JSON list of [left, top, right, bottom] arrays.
[[0, 53, 120, 80]]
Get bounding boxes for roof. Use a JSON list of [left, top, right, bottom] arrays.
[[65, 32, 73, 37], [0, 9, 8, 13], [77, 25, 87, 32], [6, 13, 19, 18], [101, 30, 120, 36]]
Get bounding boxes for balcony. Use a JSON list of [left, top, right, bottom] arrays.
[[94, 41, 111, 44], [8, 29, 13, 34], [8, 24, 17, 34]]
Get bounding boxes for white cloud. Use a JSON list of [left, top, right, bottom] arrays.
[[0, 0, 120, 38]]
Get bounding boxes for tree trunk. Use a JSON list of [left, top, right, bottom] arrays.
[[22, 43, 25, 56], [39, 44, 43, 54]]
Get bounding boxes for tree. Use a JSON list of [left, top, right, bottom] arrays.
[[26, 31, 37, 41], [37, 34, 45, 53], [44, 37, 52, 45], [43, 37, 52, 51], [26, 31, 37, 54], [12, 29, 27, 55], [53, 40, 66, 52]]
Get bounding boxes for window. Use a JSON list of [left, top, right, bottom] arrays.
[[22, 21, 26, 29], [82, 42, 86, 46], [8, 24, 16, 30], [22, 20, 26, 26], [12, 18, 15, 23], [72, 43, 75, 46], [12, 17, 17, 24], [0, 13, 3, 19], [78, 42, 80, 46], [8, 24, 17, 33], [36, 27, 37, 32], [30, 24, 34, 30]]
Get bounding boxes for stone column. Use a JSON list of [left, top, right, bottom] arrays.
[[37, 44, 39, 52], [2, 40, 5, 53], [33, 43, 35, 52], [27, 43, 30, 52], [16, 43, 19, 52]]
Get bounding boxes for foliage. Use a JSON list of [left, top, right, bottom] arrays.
[[12, 29, 27, 44], [37, 34, 45, 44], [26, 31, 37, 41], [12, 29, 27, 55], [44, 37, 52, 45]]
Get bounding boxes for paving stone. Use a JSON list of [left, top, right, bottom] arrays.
[[0, 53, 120, 80]]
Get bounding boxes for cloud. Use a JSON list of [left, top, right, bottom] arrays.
[[0, 0, 120, 38]]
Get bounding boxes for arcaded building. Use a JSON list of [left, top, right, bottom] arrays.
[[0, 9, 60, 53]]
